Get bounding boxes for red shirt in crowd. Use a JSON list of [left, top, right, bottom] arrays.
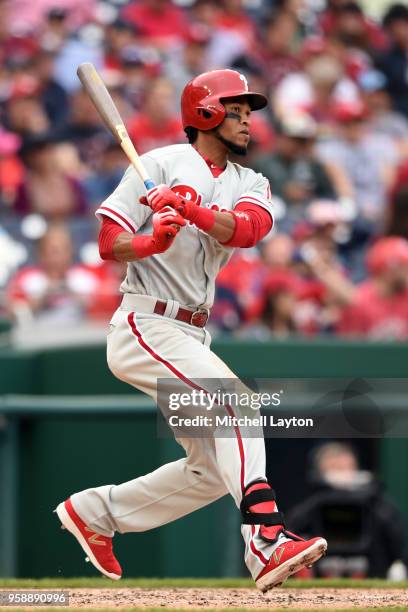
[[337, 280, 408, 340], [319, 10, 388, 51], [122, 0, 188, 46], [216, 251, 268, 321], [215, 12, 257, 50], [259, 52, 301, 88], [8, 263, 120, 321], [127, 113, 184, 154], [248, 114, 275, 153]]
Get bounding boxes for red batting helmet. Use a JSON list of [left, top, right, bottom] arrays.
[[181, 69, 268, 131], [366, 237, 408, 275]]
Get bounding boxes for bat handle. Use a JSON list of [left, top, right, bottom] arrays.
[[143, 178, 180, 239], [144, 179, 155, 190]]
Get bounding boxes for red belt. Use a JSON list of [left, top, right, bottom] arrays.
[[154, 300, 209, 328]]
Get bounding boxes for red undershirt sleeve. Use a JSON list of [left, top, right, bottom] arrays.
[[99, 215, 163, 260], [221, 202, 273, 248], [99, 216, 125, 261]]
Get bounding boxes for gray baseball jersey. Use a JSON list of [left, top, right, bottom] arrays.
[[69, 146, 288, 586], [96, 144, 273, 310]]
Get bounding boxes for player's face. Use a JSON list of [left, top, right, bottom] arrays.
[[216, 97, 252, 155]]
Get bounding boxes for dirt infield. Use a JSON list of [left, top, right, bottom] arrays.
[[1, 582, 407, 611], [62, 587, 408, 609]]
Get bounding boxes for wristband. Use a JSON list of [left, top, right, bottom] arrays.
[[131, 235, 158, 258], [182, 200, 216, 232]]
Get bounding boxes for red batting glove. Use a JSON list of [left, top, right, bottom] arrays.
[[139, 184, 215, 232], [139, 183, 200, 219], [138, 184, 200, 219], [151, 206, 186, 252], [131, 207, 186, 258], [139, 184, 180, 212]]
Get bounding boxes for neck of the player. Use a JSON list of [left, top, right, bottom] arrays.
[[194, 131, 228, 169]]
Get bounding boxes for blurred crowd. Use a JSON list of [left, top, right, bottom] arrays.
[[0, 0, 407, 343]]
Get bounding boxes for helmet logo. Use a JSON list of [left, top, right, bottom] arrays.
[[239, 73, 249, 91]]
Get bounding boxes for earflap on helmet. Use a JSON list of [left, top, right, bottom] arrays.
[[182, 94, 226, 131]]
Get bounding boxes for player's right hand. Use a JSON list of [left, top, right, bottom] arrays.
[[140, 184, 180, 212], [152, 206, 186, 252]]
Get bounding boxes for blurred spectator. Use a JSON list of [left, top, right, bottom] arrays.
[[213, 233, 296, 334], [104, 19, 139, 71], [260, 232, 295, 268], [291, 199, 355, 332], [7, 1, 97, 34], [61, 88, 106, 165], [386, 161, 408, 239], [190, 0, 246, 68], [376, 3, 408, 117], [120, 45, 161, 109], [253, 113, 336, 231], [82, 138, 128, 208], [127, 77, 184, 154], [215, 0, 257, 52], [317, 100, 399, 227], [121, 0, 188, 49], [358, 69, 408, 153], [0, 225, 27, 292], [40, 8, 71, 54], [337, 236, 408, 340], [165, 24, 212, 101], [14, 133, 86, 219], [299, 33, 370, 89], [0, 129, 23, 210], [0, 2, 38, 68], [238, 212, 353, 338], [52, 29, 103, 94], [387, 184, 408, 241], [287, 442, 407, 578], [31, 49, 69, 132], [273, 49, 360, 122], [6, 223, 118, 326], [209, 285, 243, 333], [214, 248, 267, 329], [237, 269, 300, 339], [257, 11, 301, 88], [5, 77, 50, 136], [319, 0, 388, 53]]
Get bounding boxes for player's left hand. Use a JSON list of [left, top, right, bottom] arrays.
[[152, 206, 186, 252], [140, 184, 180, 212]]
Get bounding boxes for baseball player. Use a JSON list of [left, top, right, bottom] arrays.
[[55, 70, 327, 592]]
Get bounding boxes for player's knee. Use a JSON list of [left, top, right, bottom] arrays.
[[186, 459, 227, 495], [188, 467, 227, 497]]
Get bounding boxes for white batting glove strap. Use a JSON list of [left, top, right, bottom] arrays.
[[146, 185, 160, 204], [155, 206, 179, 221]]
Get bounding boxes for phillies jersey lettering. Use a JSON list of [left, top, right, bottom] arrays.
[[96, 144, 273, 310]]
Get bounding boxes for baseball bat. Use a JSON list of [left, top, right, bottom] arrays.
[[77, 62, 179, 237], [77, 62, 155, 191]]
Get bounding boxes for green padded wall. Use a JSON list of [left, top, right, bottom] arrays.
[[0, 339, 407, 577]]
